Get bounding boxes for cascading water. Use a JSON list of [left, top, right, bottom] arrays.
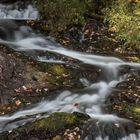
[[0, 1, 38, 19], [0, 21, 140, 140]]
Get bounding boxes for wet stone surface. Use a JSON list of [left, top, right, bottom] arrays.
[[0, 45, 101, 115]]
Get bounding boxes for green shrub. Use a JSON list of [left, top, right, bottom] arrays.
[[104, 0, 140, 48], [33, 0, 88, 33]]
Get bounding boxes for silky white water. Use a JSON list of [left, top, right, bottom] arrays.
[[0, 21, 140, 140], [0, 1, 38, 19]]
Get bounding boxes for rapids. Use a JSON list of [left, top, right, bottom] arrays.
[[0, 21, 140, 140]]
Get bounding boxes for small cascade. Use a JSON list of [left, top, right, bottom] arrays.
[[82, 119, 140, 140], [0, 1, 38, 19], [0, 21, 140, 139]]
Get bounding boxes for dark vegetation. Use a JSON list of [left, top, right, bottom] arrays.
[[32, 0, 140, 50]]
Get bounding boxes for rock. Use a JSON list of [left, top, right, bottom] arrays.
[[0, 50, 26, 105], [0, 112, 90, 140], [0, 46, 78, 115]]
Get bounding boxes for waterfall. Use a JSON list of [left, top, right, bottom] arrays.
[[0, 21, 140, 140], [0, 1, 38, 19]]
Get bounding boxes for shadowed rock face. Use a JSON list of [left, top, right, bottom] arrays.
[[0, 51, 25, 89], [0, 51, 26, 104], [0, 20, 19, 40]]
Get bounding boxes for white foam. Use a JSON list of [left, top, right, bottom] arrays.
[[0, 2, 38, 19]]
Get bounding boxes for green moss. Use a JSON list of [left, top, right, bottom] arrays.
[[133, 106, 140, 114], [36, 62, 69, 76], [33, 112, 79, 130], [26, 62, 70, 86], [48, 65, 69, 76], [123, 104, 140, 119], [33, 112, 89, 130]]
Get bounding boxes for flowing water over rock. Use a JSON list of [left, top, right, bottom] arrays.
[[0, 21, 140, 140], [0, 1, 38, 19]]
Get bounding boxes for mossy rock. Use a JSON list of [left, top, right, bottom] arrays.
[[0, 112, 90, 140], [121, 104, 140, 129], [123, 104, 140, 119], [25, 62, 75, 89], [32, 112, 89, 130]]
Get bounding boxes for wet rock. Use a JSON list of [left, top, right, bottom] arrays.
[[0, 47, 78, 114]]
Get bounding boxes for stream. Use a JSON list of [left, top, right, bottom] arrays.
[[0, 20, 140, 140]]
